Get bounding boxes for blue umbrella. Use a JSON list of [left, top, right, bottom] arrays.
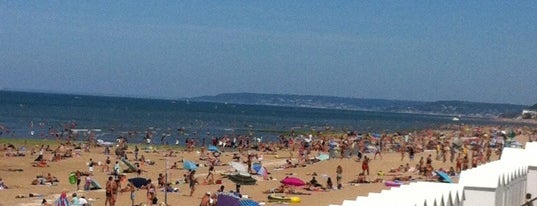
[[435, 171, 453, 183], [208, 145, 220, 153], [252, 162, 262, 173], [183, 160, 198, 171]]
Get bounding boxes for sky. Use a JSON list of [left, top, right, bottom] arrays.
[[1, 1, 537, 105]]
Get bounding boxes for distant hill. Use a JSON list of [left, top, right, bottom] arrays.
[[530, 103, 537, 110], [192, 93, 527, 118]]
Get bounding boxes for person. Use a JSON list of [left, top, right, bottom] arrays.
[[70, 193, 79, 206], [0, 177, 8, 189], [205, 165, 215, 184], [157, 173, 165, 188], [408, 146, 415, 161], [309, 176, 322, 188], [54, 191, 70, 206], [103, 156, 111, 173], [326, 177, 333, 190], [235, 184, 241, 195], [105, 176, 118, 206], [374, 143, 382, 160], [75, 170, 82, 191], [134, 146, 139, 161], [200, 192, 211, 206], [35, 145, 45, 162], [41, 198, 52, 206], [143, 179, 156, 206], [336, 165, 343, 189], [355, 172, 369, 183], [217, 185, 225, 193], [126, 182, 136, 206], [526, 193, 534, 206], [362, 156, 370, 176], [113, 161, 121, 176], [84, 175, 92, 191], [136, 163, 142, 176], [78, 196, 88, 206], [189, 170, 197, 197], [88, 158, 94, 175], [46, 173, 58, 184]]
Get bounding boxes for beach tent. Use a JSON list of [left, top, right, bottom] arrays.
[[435, 171, 453, 183], [90, 179, 102, 190], [252, 163, 268, 178], [121, 158, 137, 172]]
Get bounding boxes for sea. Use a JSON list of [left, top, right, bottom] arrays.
[[0, 91, 526, 145]]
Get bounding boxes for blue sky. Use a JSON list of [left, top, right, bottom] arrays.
[[1, 1, 536, 105]]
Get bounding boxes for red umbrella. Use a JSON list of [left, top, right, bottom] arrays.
[[280, 176, 306, 186]]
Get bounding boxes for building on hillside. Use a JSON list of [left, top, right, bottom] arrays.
[[522, 110, 537, 119]]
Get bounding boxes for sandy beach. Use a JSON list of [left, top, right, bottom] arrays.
[[1, 124, 535, 206]]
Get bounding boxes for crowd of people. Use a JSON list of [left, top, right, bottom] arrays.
[[1, 124, 537, 206]]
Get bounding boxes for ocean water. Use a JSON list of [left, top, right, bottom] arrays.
[[0, 91, 513, 145]]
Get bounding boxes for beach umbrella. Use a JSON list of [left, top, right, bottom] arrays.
[[227, 173, 257, 185], [208, 145, 220, 153], [256, 166, 268, 177], [252, 163, 262, 173], [183, 160, 198, 171], [280, 176, 306, 186], [229, 162, 248, 173], [251, 162, 268, 179], [128, 177, 149, 188], [435, 171, 453, 183]]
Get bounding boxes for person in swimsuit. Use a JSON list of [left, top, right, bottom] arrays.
[[144, 179, 156, 206], [336, 165, 343, 189], [189, 170, 197, 197], [105, 176, 118, 206]]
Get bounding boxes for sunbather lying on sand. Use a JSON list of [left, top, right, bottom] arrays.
[[32, 160, 48, 167], [0, 178, 8, 189], [263, 184, 286, 194], [286, 188, 312, 195], [349, 172, 383, 184], [303, 183, 327, 192], [391, 175, 414, 182]]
